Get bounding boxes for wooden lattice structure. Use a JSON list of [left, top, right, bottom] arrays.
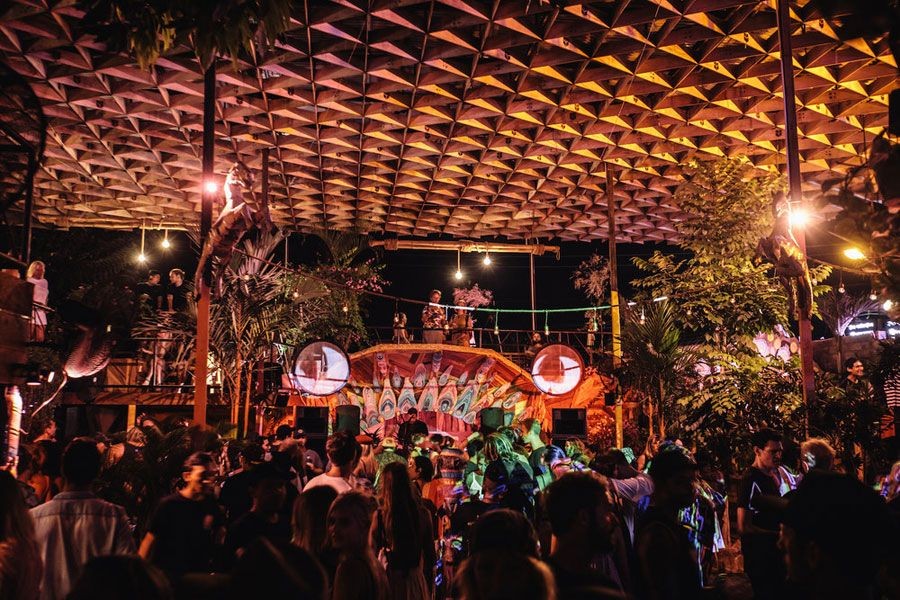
[[0, 0, 895, 242]]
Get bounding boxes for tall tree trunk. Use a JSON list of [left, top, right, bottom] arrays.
[[243, 368, 252, 438], [658, 377, 667, 440], [232, 347, 242, 426]]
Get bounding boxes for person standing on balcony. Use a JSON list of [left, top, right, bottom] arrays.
[[26, 260, 49, 342], [135, 269, 163, 312], [450, 306, 474, 346], [166, 268, 189, 313], [422, 289, 446, 344]]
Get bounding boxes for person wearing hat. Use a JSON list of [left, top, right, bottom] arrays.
[[422, 289, 446, 343]]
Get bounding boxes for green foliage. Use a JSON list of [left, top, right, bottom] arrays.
[[79, 0, 293, 69], [572, 253, 610, 304], [619, 301, 696, 437], [677, 350, 805, 471], [632, 158, 831, 342]]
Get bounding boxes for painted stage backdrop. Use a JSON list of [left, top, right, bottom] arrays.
[[288, 344, 615, 437]]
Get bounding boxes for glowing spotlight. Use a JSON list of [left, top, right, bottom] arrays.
[[342, 304, 349, 313], [137, 252, 147, 263], [204, 180, 219, 194], [483, 254, 492, 266], [161, 238, 171, 249], [843, 247, 866, 261], [788, 208, 810, 228], [869, 292, 878, 301], [454, 269, 463, 280], [884, 299, 894, 312]]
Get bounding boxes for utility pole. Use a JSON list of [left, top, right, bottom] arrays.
[[607, 167, 623, 448]]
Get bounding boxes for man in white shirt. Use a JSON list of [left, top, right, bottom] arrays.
[[304, 431, 362, 494], [31, 438, 135, 600]]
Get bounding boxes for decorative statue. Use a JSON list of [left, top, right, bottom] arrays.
[[194, 161, 274, 294], [756, 200, 814, 321]]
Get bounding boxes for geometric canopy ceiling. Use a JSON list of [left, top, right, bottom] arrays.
[[0, 0, 896, 242]]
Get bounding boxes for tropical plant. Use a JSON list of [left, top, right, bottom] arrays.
[[79, 0, 292, 69], [817, 289, 882, 337], [632, 158, 831, 342], [572, 253, 610, 304], [300, 230, 386, 350], [135, 231, 330, 434], [618, 301, 696, 440], [678, 350, 806, 472]]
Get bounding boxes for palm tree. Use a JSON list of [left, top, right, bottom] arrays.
[[619, 301, 696, 439], [817, 289, 881, 367]]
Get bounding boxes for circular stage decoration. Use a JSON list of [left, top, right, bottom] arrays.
[[292, 341, 350, 396], [530, 344, 584, 396]]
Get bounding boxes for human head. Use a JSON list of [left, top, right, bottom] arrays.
[[248, 463, 288, 514], [521, 418, 541, 441], [147, 269, 160, 284], [325, 431, 362, 470], [181, 451, 217, 496], [406, 407, 418, 420], [240, 443, 264, 468], [648, 447, 698, 510], [483, 433, 513, 462], [429, 289, 441, 303], [409, 455, 435, 483], [457, 553, 556, 600], [67, 555, 172, 600], [275, 424, 292, 441], [592, 449, 629, 478], [781, 472, 896, 593], [168, 268, 184, 285], [751, 428, 784, 470], [844, 357, 864, 379], [327, 491, 377, 553], [26, 260, 45, 279], [63, 438, 102, 488], [292, 485, 338, 554], [0, 470, 35, 544], [800, 438, 836, 473], [468, 509, 539, 557], [530, 332, 542, 344], [544, 472, 615, 553]]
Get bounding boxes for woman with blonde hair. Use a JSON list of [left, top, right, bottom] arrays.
[[328, 491, 388, 600], [26, 260, 48, 342]]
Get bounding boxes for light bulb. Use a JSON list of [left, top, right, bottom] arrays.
[[454, 270, 463, 280], [204, 180, 219, 194], [788, 208, 810, 228], [884, 299, 894, 312], [483, 254, 492, 266], [161, 237, 171, 249], [843, 247, 866, 261], [838, 283, 845, 294], [137, 252, 147, 263], [869, 292, 878, 301], [342, 304, 349, 313]]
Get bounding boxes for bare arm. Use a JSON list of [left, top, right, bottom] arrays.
[[138, 532, 155, 561]]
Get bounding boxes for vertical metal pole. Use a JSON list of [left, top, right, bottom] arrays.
[[20, 154, 35, 266], [777, 0, 815, 421], [607, 167, 623, 448], [193, 63, 216, 427], [530, 253, 536, 332]]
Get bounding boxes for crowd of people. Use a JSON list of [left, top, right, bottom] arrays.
[[2, 409, 899, 600]]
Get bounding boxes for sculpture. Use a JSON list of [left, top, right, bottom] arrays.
[[756, 201, 814, 321], [194, 161, 273, 294]]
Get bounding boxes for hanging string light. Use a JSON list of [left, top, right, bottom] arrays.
[[161, 228, 171, 249], [136, 224, 147, 263], [869, 291, 878, 301], [544, 311, 550, 337], [454, 249, 463, 280], [639, 307, 646, 325], [838, 269, 845, 294], [493, 310, 500, 336], [483, 252, 492, 266]]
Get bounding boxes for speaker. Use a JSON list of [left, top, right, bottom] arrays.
[[334, 405, 360, 436], [479, 408, 505, 433], [552, 408, 587, 440], [294, 406, 329, 436], [890, 89, 900, 136]]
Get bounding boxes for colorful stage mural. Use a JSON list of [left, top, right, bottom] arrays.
[[288, 343, 615, 437]]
